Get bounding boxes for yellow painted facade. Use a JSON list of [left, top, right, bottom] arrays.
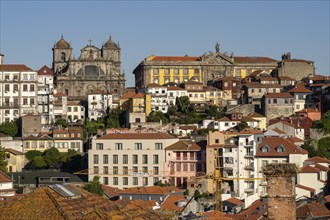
[[150, 68, 202, 85], [233, 67, 273, 78]]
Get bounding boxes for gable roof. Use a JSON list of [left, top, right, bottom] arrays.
[[98, 132, 177, 140], [0, 171, 13, 183], [160, 194, 188, 212], [0, 64, 33, 72], [256, 137, 308, 157], [234, 56, 278, 63], [37, 65, 53, 76], [296, 184, 315, 192], [5, 148, 24, 155], [165, 140, 201, 151], [149, 56, 200, 62], [299, 165, 321, 173], [296, 202, 330, 218], [288, 86, 312, 93], [119, 186, 183, 195], [305, 156, 330, 164], [264, 92, 293, 98]]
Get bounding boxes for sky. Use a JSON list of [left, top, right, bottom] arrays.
[[0, 1, 329, 87]]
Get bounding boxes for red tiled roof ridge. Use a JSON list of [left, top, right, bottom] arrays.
[[305, 156, 330, 163], [0, 64, 34, 72], [300, 165, 321, 173], [98, 132, 177, 140], [296, 184, 315, 192], [151, 56, 200, 62], [0, 171, 14, 183]]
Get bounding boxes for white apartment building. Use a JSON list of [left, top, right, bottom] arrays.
[[255, 136, 308, 196], [67, 101, 85, 123], [167, 86, 187, 106], [217, 112, 260, 132], [88, 90, 113, 121], [37, 65, 54, 125], [53, 91, 67, 121], [143, 83, 168, 113], [0, 64, 38, 123], [89, 132, 178, 189]]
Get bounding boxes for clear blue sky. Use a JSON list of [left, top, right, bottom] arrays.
[[0, 1, 329, 86]]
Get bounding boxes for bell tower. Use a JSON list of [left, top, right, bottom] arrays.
[[52, 35, 72, 75]]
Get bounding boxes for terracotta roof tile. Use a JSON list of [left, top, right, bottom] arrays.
[[296, 184, 315, 192], [300, 165, 321, 173], [314, 163, 329, 171], [119, 186, 183, 195], [0, 171, 13, 183], [5, 148, 24, 155], [247, 112, 265, 118], [283, 59, 313, 64], [264, 92, 293, 98], [132, 93, 145, 99], [120, 90, 136, 99], [150, 56, 200, 62], [225, 197, 242, 206], [258, 76, 278, 81], [234, 56, 278, 63], [288, 86, 312, 93], [147, 83, 165, 88], [239, 128, 263, 135], [160, 194, 187, 212], [98, 132, 177, 140], [305, 156, 330, 164], [167, 86, 185, 91], [271, 127, 287, 134], [165, 140, 201, 151], [278, 76, 296, 81], [296, 202, 330, 218], [245, 82, 283, 88], [286, 137, 304, 143], [37, 65, 53, 76], [256, 137, 308, 157], [0, 64, 33, 71], [53, 92, 67, 97]]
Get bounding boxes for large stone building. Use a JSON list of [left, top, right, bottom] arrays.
[[52, 36, 125, 101], [133, 43, 278, 87]]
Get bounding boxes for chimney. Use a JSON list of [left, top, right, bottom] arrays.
[[0, 53, 4, 65], [263, 163, 297, 220]]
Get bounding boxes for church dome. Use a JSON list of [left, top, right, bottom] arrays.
[[103, 36, 119, 49], [55, 36, 71, 49]]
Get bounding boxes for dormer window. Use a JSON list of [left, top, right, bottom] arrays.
[[232, 115, 236, 119], [276, 145, 285, 152], [261, 145, 270, 152], [238, 114, 242, 119]]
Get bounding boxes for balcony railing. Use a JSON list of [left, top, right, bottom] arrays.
[[244, 164, 255, 170]]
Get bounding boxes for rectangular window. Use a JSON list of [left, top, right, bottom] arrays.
[[123, 177, 128, 185], [94, 166, 99, 174], [153, 167, 159, 175], [143, 177, 148, 186], [174, 69, 179, 74], [23, 98, 28, 105], [142, 155, 148, 164], [23, 84, 28, 91], [155, 143, 163, 150], [142, 166, 148, 174], [133, 177, 138, 185], [30, 74, 35, 80], [113, 177, 118, 185], [153, 69, 159, 75], [23, 74, 28, 80], [103, 155, 108, 164], [133, 166, 138, 173], [133, 155, 138, 164], [123, 155, 128, 164], [113, 166, 118, 175], [13, 84, 18, 92], [68, 107, 72, 112], [183, 163, 188, 171], [176, 163, 181, 171], [93, 155, 99, 164], [103, 177, 109, 185], [5, 84, 9, 92], [164, 69, 170, 75], [13, 75, 18, 81], [194, 69, 199, 75], [74, 107, 78, 112], [123, 166, 128, 175], [113, 155, 118, 164], [103, 166, 108, 174], [153, 155, 159, 164], [190, 163, 195, 171], [96, 143, 103, 150], [190, 152, 195, 160], [153, 177, 159, 184], [115, 143, 123, 150], [30, 98, 35, 105], [30, 85, 35, 92], [183, 69, 188, 75], [273, 99, 277, 104], [135, 143, 142, 150]]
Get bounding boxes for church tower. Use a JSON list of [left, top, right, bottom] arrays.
[[52, 35, 73, 75], [101, 36, 121, 63]]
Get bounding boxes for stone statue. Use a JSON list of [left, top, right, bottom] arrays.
[[215, 42, 220, 52]]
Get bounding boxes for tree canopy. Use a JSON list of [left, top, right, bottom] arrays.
[[0, 145, 8, 173], [83, 176, 104, 196], [0, 121, 18, 137], [312, 111, 330, 135]]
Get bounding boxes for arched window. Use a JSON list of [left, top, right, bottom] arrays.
[[261, 145, 270, 153], [61, 52, 66, 62], [276, 145, 285, 152]]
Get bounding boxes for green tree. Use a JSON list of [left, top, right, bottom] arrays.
[[167, 105, 178, 116], [0, 145, 8, 173], [61, 149, 81, 170], [32, 156, 47, 168], [235, 120, 249, 132], [83, 176, 104, 196], [147, 111, 169, 124], [194, 190, 201, 200], [43, 147, 61, 168], [25, 150, 43, 162], [184, 189, 190, 196], [317, 137, 330, 159], [312, 111, 330, 135], [205, 106, 225, 119], [176, 96, 190, 113], [0, 121, 18, 137], [54, 118, 69, 128]]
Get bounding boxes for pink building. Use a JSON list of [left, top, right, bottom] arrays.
[[164, 140, 206, 188]]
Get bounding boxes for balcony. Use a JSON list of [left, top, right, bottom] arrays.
[[244, 152, 254, 158], [244, 164, 255, 171], [244, 188, 254, 193]]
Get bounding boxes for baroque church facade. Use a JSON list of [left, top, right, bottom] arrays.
[[52, 36, 126, 100]]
